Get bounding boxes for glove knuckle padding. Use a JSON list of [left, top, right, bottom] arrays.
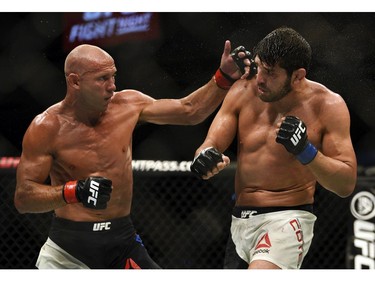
[[206, 149, 223, 163], [190, 147, 223, 178], [192, 159, 207, 176], [276, 116, 308, 155], [79, 176, 112, 209], [230, 46, 257, 79]]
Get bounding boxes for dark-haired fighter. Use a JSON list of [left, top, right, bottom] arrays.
[[15, 41, 252, 269], [191, 27, 357, 269]]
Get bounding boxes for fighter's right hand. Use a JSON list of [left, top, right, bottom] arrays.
[[276, 116, 318, 165], [190, 147, 230, 179], [62, 176, 112, 209]]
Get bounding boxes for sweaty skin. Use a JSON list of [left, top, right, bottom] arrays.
[[15, 42, 249, 221], [193, 27, 357, 270], [195, 56, 357, 208]]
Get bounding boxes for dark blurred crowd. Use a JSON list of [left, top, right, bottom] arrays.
[[1, 13, 374, 173]]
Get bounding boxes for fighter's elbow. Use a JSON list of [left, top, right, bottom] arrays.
[[335, 178, 357, 198], [179, 98, 216, 125], [181, 107, 208, 125], [336, 189, 353, 198], [14, 190, 30, 214]]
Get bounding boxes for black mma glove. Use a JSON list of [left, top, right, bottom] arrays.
[[276, 116, 318, 165], [214, 45, 256, 90], [63, 176, 112, 209], [190, 147, 223, 178], [230, 46, 257, 79]]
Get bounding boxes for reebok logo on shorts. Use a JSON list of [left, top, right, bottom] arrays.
[[254, 233, 272, 254]]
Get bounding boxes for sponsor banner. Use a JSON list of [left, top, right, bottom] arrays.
[[0, 157, 192, 173], [0, 157, 20, 168], [346, 178, 375, 269], [132, 160, 192, 172], [63, 12, 160, 52]]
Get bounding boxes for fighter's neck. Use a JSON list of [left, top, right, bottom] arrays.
[[61, 100, 104, 126]]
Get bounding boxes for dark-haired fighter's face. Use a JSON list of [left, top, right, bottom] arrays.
[[254, 56, 292, 103]]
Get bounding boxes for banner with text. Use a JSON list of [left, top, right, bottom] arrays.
[[63, 12, 160, 52], [346, 178, 375, 269]]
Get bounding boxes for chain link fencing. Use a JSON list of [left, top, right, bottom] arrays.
[[0, 163, 359, 269]]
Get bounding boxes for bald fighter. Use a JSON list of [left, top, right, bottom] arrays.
[[15, 41, 251, 269]]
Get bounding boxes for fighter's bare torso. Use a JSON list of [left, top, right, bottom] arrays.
[[45, 90, 150, 221], [229, 79, 338, 207]]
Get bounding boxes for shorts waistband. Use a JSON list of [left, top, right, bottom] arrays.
[[232, 204, 313, 218], [51, 215, 133, 232]]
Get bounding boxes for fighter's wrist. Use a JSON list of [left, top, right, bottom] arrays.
[[213, 68, 236, 90], [62, 180, 80, 204], [296, 141, 318, 165]]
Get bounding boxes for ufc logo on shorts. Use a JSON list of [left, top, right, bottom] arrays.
[[87, 180, 99, 206], [291, 121, 306, 146], [241, 210, 258, 218], [93, 222, 111, 231]]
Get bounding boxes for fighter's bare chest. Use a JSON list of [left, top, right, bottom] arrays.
[[54, 112, 138, 157], [237, 107, 321, 153], [238, 120, 277, 153]]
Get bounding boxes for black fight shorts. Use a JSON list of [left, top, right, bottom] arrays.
[[48, 215, 161, 269]]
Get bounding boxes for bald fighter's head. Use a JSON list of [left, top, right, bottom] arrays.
[[64, 44, 115, 77]]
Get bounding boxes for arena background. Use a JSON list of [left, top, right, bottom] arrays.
[[1, 12, 375, 269]]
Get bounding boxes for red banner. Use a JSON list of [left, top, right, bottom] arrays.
[[0, 157, 20, 174]]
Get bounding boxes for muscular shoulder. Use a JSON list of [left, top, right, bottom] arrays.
[[308, 80, 348, 114], [112, 89, 155, 106], [29, 104, 62, 134], [223, 79, 260, 112], [306, 81, 350, 135], [23, 103, 63, 153]]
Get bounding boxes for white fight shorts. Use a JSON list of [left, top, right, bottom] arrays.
[[229, 205, 317, 269], [36, 237, 89, 269]]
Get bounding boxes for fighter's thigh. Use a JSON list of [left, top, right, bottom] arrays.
[[224, 233, 249, 269], [249, 259, 280, 269], [251, 212, 316, 269], [116, 234, 161, 269]]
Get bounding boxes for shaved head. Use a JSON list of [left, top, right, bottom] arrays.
[[64, 44, 114, 76]]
